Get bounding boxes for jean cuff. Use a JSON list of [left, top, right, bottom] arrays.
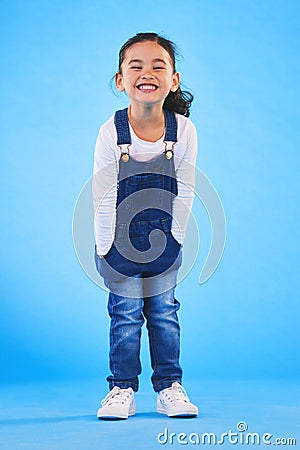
[[108, 380, 139, 392]]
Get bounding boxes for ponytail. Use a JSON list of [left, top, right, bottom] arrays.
[[163, 87, 193, 118]]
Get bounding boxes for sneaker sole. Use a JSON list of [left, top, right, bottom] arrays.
[[157, 404, 198, 418], [97, 405, 136, 420]]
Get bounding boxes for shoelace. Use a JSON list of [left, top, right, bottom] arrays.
[[163, 382, 190, 404], [101, 387, 131, 406]]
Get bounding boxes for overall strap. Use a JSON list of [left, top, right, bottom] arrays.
[[163, 108, 178, 143], [114, 108, 131, 146]]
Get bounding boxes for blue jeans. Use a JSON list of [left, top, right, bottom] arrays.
[[105, 271, 183, 392], [94, 223, 183, 392]]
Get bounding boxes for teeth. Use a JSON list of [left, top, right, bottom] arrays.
[[138, 84, 157, 90]]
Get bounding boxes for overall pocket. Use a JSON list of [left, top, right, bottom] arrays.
[[125, 170, 165, 212]]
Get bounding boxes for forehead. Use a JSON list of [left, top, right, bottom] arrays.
[[123, 41, 173, 66]]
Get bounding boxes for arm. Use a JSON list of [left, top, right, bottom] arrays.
[[92, 125, 118, 256], [171, 121, 198, 244]]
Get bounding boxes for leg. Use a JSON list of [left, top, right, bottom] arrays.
[[143, 270, 183, 393], [106, 276, 144, 392]]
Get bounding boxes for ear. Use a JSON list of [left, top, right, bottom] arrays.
[[171, 72, 180, 92], [115, 72, 125, 92]]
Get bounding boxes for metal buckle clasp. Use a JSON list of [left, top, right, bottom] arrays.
[[164, 141, 175, 160], [118, 144, 131, 162]]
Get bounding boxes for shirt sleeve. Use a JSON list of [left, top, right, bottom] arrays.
[[171, 120, 198, 244], [92, 124, 118, 256]]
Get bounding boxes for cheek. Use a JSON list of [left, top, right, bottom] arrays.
[[121, 74, 132, 86]]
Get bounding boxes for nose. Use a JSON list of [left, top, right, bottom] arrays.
[[141, 69, 155, 79]]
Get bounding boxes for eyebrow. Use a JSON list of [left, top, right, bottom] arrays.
[[127, 58, 167, 65]]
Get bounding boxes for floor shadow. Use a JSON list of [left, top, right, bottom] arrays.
[[131, 411, 161, 419], [133, 411, 201, 420], [0, 412, 207, 425]]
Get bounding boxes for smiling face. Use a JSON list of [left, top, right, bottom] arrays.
[[115, 41, 180, 109]]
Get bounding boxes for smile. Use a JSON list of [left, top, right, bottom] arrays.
[[136, 84, 158, 91]]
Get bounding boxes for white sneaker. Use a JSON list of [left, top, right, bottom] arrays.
[[97, 386, 136, 420], [157, 382, 198, 417]]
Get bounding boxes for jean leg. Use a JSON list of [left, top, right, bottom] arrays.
[[143, 273, 183, 392], [107, 278, 144, 392]]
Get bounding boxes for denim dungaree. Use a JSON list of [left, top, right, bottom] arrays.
[[95, 108, 183, 392]]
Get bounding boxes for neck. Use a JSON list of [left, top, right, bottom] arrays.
[[128, 103, 165, 142]]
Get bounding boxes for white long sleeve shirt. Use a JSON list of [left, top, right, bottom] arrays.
[[93, 112, 198, 256]]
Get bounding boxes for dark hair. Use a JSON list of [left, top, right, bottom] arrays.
[[117, 32, 193, 117]]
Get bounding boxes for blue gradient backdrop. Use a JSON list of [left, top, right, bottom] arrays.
[[1, 0, 299, 385]]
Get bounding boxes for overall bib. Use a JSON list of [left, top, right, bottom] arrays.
[[95, 108, 183, 392]]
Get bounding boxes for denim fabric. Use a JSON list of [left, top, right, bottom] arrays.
[[94, 219, 182, 292], [95, 108, 183, 392], [104, 272, 182, 392]]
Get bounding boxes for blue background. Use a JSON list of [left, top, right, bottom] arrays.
[[1, 0, 299, 393], [1, 2, 299, 448], [0, 0, 300, 383]]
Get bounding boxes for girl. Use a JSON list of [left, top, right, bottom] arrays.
[[93, 32, 198, 419]]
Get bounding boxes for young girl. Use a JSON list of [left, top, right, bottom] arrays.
[[93, 32, 198, 419]]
